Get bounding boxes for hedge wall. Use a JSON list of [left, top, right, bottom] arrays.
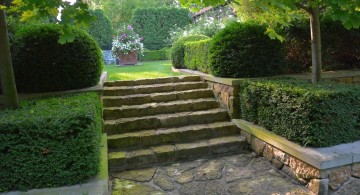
[[140, 48, 171, 61], [12, 24, 104, 93], [239, 79, 360, 147], [132, 8, 192, 50], [184, 39, 211, 73], [88, 9, 114, 50], [0, 93, 102, 192]]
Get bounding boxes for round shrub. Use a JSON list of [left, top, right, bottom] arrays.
[[171, 34, 209, 68], [210, 22, 285, 78], [87, 9, 114, 50], [12, 24, 104, 93]]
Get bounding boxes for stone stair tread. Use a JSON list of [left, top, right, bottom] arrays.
[[108, 135, 247, 170], [104, 98, 217, 110], [107, 121, 237, 141], [104, 108, 226, 124], [104, 75, 200, 87], [103, 81, 206, 91]]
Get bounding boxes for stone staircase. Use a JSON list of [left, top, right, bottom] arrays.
[[102, 76, 247, 171]]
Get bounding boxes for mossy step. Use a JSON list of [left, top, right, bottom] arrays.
[[108, 135, 247, 171], [104, 108, 229, 135], [103, 82, 208, 96], [103, 98, 218, 120], [104, 75, 201, 87], [102, 88, 214, 107], [107, 121, 240, 150]]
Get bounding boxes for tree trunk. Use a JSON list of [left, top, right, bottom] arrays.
[[309, 7, 322, 83], [0, 1, 19, 109]]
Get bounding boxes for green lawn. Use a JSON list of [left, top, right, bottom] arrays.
[[104, 60, 185, 81]]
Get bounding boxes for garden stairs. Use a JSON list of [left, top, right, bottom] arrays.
[[102, 75, 247, 171]]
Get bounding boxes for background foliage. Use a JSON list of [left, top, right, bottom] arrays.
[[0, 93, 102, 192], [12, 24, 104, 93], [132, 8, 192, 50], [87, 9, 113, 50]]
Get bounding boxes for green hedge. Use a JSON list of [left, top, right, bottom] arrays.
[[210, 22, 285, 78], [12, 24, 104, 93], [285, 19, 360, 72], [132, 8, 192, 50], [140, 48, 171, 61], [0, 93, 102, 192], [239, 79, 360, 147], [184, 39, 211, 73], [171, 34, 209, 69], [88, 9, 114, 50]]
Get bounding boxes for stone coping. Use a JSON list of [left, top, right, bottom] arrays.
[[1, 133, 109, 195], [232, 119, 360, 170], [0, 72, 107, 104], [172, 67, 360, 86]]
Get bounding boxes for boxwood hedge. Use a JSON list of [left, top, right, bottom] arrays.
[[140, 48, 171, 61], [184, 38, 211, 73], [0, 93, 102, 192], [240, 79, 360, 147]]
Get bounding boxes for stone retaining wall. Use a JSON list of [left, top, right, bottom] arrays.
[[233, 119, 360, 195]]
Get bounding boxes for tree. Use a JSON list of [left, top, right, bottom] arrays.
[[87, 9, 113, 50], [0, 0, 94, 109], [180, 0, 360, 83]]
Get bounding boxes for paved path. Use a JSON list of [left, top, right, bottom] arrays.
[[110, 151, 312, 195]]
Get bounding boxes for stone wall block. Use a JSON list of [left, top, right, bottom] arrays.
[[273, 148, 289, 165], [328, 165, 351, 190], [251, 137, 266, 156], [263, 144, 274, 162], [351, 163, 360, 178], [240, 130, 252, 144], [289, 156, 321, 180], [307, 179, 329, 195]]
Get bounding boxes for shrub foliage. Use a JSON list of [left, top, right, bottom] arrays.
[[132, 8, 192, 50], [0, 93, 102, 192], [88, 9, 114, 50], [184, 39, 212, 73], [210, 22, 285, 78], [12, 24, 104, 93], [171, 34, 209, 69], [239, 79, 360, 147], [140, 48, 171, 61]]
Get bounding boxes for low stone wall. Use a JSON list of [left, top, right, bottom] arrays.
[[233, 119, 360, 195]]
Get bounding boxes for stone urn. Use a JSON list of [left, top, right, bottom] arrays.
[[118, 50, 138, 65]]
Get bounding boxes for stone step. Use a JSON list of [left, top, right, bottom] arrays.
[[107, 122, 240, 150], [102, 88, 214, 107], [108, 135, 247, 171], [104, 108, 229, 135], [104, 75, 201, 87], [103, 81, 208, 96], [103, 98, 218, 120]]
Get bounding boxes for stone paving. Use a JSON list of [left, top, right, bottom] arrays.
[[110, 151, 313, 195]]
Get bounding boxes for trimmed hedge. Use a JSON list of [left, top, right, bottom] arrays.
[[140, 48, 171, 61], [88, 9, 114, 50], [12, 24, 104, 93], [0, 93, 102, 192], [171, 34, 209, 69], [132, 8, 192, 50], [210, 22, 285, 78], [285, 19, 360, 72], [184, 39, 212, 73], [239, 79, 360, 147]]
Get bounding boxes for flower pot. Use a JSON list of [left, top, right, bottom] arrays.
[[118, 51, 138, 65]]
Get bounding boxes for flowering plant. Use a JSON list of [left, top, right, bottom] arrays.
[[112, 25, 144, 55]]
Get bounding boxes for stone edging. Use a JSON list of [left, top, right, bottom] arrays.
[[0, 133, 109, 195], [232, 119, 360, 170]]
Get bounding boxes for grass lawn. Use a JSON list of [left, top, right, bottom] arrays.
[[104, 60, 185, 81]]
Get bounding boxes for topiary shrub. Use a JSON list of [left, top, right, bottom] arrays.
[[210, 22, 285, 78], [0, 93, 102, 192], [240, 79, 360, 147], [87, 9, 114, 50], [171, 34, 209, 69], [12, 24, 104, 93], [184, 39, 212, 73]]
